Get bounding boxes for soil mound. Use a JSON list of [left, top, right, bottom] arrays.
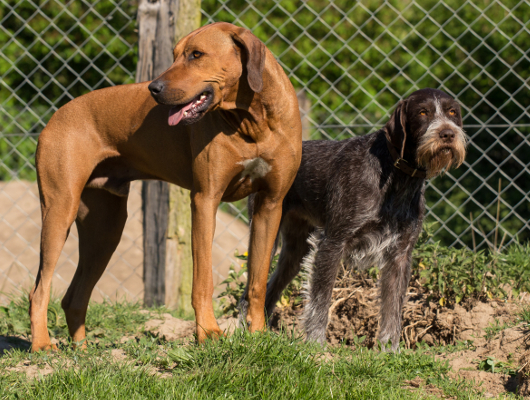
[[267, 268, 530, 397]]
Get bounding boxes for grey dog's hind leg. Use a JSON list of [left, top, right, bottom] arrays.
[[378, 244, 413, 351], [264, 216, 314, 319], [303, 234, 344, 344]]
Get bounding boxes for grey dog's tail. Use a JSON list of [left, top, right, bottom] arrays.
[[299, 230, 323, 324]]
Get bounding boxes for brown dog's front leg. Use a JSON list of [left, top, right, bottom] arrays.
[[190, 192, 223, 343], [245, 194, 282, 332]]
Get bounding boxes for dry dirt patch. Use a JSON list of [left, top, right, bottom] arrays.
[[144, 313, 239, 341], [437, 324, 527, 397], [269, 272, 530, 398], [7, 361, 54, 380]]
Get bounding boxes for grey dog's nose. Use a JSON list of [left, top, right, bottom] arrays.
[[148, 80, 164, 95], [439, 129, 455, 141]]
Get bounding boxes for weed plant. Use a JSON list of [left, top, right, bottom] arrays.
[[412, 223, 530, 306], [219, 223, 530, 315]]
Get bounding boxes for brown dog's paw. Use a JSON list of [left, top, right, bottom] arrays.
[[72, 340, 88, 351], [196, 327, 225, 344], [31, 342, 58, 353]]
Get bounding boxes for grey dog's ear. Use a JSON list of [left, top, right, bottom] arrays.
[[232, 29, 266, 93], [385, 99, 408, 140]]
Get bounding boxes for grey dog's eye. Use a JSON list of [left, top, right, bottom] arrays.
[[190, 51, 203, 59]]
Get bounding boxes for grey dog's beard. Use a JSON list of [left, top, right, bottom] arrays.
[[416, 127, 467, 179], [419, 148, 456, 178]]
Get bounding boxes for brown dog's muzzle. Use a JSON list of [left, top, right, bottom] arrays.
[[148, 80, 164, 97], [148, 79, 214, 126]]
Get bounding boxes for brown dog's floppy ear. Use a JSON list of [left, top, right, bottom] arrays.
[[232, 29, 266, 93]]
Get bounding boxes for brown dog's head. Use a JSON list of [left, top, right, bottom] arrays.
[[385, 88, 467, 178], [148, 22, 266, 126]]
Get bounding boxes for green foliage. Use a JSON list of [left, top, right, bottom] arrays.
[[411, 223, 530, 306], [500, 241, 530, 298], [517, 305, 530, 325], [0, 293, 152, 342], [483, 319, 511, 341], [218, 252, 249, 316], [218, 224, 530, 314], [0, 294, 66, 339], [219, 251, 303, 317], [478, 356, 497, 373], [0, 0, 138, 181], [413, 242, 501, 306], [477, 356, 517, 376]]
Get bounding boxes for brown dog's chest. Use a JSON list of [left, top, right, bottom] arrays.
[[190, 126, 278, 201]]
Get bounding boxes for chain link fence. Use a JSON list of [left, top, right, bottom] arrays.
[[1, 0, 529, 304]]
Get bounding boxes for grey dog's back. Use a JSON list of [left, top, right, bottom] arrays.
[[282, 131, 423, 234]]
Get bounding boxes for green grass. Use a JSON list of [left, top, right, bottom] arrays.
[[0, 294, 492, 399], [0, 293, 196, 342], [483, 319, 512, 341], [1, 328, 482, 400]]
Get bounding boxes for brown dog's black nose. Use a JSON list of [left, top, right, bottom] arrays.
[[148, 80, 164, 95], [439, 129, 455, 142]]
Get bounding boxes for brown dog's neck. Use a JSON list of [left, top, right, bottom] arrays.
[[220, 56, 295, 143]]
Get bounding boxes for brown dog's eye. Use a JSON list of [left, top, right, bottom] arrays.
[[419, 110, 427, 116], [449, 109, 456, 116], [190, 51, 203, 59]]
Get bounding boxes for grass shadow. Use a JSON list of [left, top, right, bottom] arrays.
[[0, 335, 30, 355]]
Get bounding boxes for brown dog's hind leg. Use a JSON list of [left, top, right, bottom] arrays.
[[30, 131, 103, 352], [190, 192, 223, 343], [245, 193, 283, 333], [29, 192, 81, 352], [61, 188, 128, 349]]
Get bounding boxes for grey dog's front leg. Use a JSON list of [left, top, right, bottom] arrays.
[[378, 244, 413, 352], [303, 234, 343, 344]]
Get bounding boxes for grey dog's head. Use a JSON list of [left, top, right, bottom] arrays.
[[385, 88, 467, 178]]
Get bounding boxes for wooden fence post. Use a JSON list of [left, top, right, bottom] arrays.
[[165, 0, 201, 313], [137, 0, 201, 308]]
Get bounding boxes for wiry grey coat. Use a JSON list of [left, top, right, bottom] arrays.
[[241, 88, 466, 351]]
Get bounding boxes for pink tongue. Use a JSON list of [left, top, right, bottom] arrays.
[[168, 102, 194, 126]]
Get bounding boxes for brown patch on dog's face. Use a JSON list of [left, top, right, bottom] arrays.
[[405, 89, 467, 178], [148, 22, 266, 126]]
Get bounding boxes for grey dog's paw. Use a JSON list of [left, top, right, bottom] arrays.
[[238, 297, 248, 328]]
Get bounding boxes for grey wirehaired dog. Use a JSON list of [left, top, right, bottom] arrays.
[[240, 88, 467, 351]]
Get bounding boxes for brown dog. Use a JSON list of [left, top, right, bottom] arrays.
[[30, 22, 302, 351]]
